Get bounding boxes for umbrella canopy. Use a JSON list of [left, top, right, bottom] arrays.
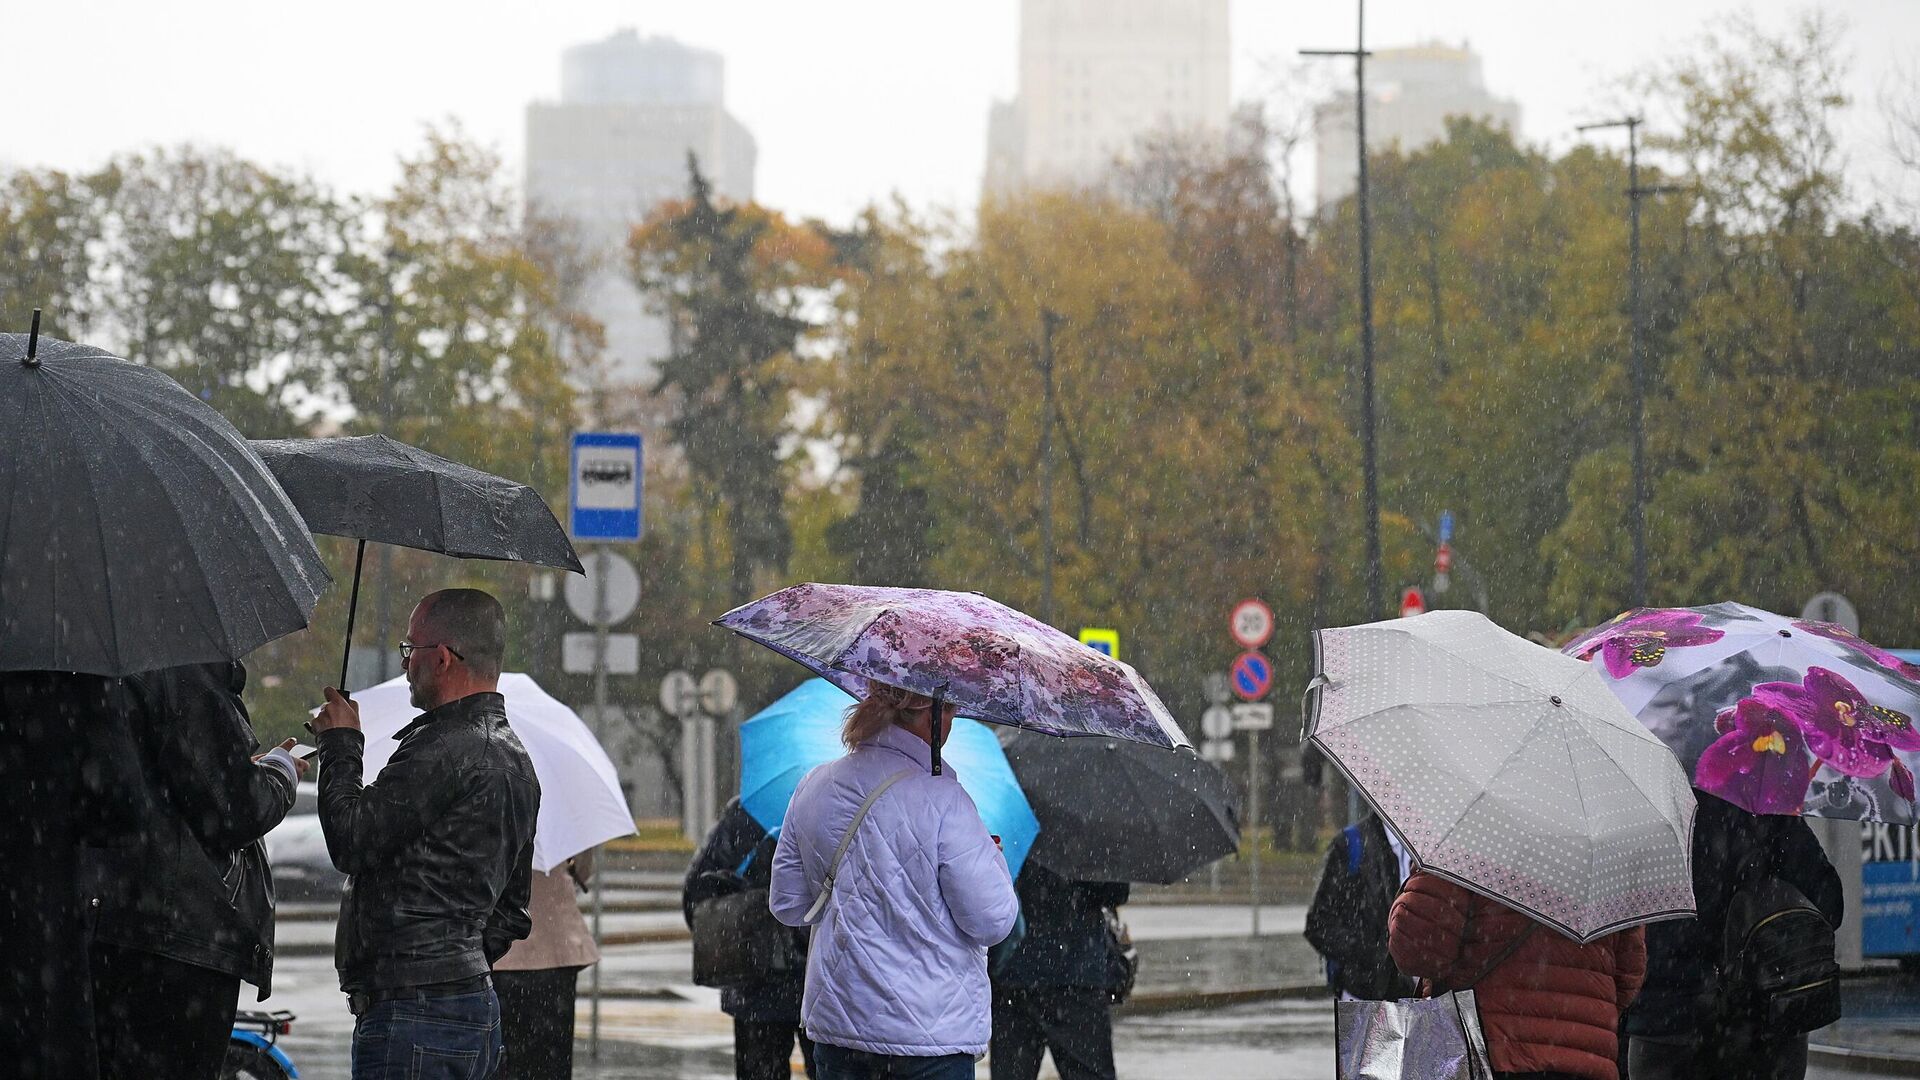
[[1565, 603, 1920, 823], [1308, 610, 1696, 943], [0, 332, 329, 676], [343, 673, 633, 872], [714, 584, 1187, 753], [249, 435, 582, 571], [738, 679, 1040, 877], [251, 434, 582, 689], [1001, 729, 1239, 884]]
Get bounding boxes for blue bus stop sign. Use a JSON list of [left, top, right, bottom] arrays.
[[570, 433, 642, 542]]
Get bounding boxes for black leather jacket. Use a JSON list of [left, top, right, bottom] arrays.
[[317, 691, 538, 993], [78, 662, 295, 995]]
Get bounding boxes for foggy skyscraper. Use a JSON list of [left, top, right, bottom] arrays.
[[526, 29, 756, 389], [985, 0, 1231, 193]]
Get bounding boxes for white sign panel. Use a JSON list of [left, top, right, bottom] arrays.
[[1201, 705, 1235, 740], [562, 632, 638, 675], [1232, 703, 1275, 731]]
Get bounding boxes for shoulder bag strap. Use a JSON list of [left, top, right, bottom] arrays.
[[802, 768, 919, 924], [1463, 922, 1538, 989]]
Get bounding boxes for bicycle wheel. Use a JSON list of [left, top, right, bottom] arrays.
[[221, 1042, 292, 1080]]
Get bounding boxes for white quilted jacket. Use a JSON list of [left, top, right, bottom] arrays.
[[770, 724, 1020, 1056]]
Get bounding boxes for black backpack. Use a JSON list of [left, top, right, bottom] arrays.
[[1719, 875, 1841, 1034]]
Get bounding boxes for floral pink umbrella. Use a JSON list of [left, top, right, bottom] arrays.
[[1565, 603, 1920, 822], [714, 583, 1188, 773]]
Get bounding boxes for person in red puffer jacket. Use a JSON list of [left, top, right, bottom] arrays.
[[1388, 871, 1646, 1080]]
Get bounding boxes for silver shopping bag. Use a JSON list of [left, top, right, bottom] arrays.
[[1335, 990, 1495, 1080]]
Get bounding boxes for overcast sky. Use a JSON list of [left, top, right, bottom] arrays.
[[8, 1, 1916, 224]]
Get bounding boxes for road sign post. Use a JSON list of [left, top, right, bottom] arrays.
[[569, 434, 638, 1063], [1249, 725, 1261, 937], [1226, 651, 1272, 936]]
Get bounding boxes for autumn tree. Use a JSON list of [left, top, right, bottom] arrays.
[[629, 156, 843, 604]]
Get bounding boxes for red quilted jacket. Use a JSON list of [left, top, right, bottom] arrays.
[[1388, 872, 1646, 1080]]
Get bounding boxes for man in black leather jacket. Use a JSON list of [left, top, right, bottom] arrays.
[[80, 660, 305, 1080], [314, 588, 539, 1080]]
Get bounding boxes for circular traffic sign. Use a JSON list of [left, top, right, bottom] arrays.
[[1230, 598, 1274, 649], [1201, 705, 1235, 740], [1801, 592, 1860, 635], [699, 669, 739, 715], [1229, 650, 1273, 702], [565, 550, 641, 626], [660, 670, 699, 717]]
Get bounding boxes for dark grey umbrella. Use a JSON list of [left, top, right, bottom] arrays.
[[1002, 729, 1241, 884], [0, 322, 330, 676], [249, 434, 583, 688]]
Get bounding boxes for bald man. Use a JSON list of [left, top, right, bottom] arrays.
[[313, 588, 540, 1080]]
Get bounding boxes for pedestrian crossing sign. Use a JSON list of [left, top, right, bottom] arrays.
[[1079, 627, 1120, 660]]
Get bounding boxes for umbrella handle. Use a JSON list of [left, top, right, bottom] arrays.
[[931, 689, 943, 776], [338, 539, 367, 694]]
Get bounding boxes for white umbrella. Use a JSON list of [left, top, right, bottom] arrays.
[[346, 672, 633, 872], [1306, 610, 1697, 943]]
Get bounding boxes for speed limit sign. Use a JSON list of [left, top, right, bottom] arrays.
[[1230, 598, 1274, 649]]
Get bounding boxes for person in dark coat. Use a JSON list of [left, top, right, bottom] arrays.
[[988, 863, 1131, 1080], [1625, 791, 1844, 1080], [1304, 811, 1416, 1000], [78, 660, 305, 1080], [0, 671, 131, 1080], [683, 797, 813, 1080]]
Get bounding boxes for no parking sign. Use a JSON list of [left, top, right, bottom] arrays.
[[1230, 651, 1273, 702]]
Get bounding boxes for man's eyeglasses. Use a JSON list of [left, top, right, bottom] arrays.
[[399, 641, 465, 663]]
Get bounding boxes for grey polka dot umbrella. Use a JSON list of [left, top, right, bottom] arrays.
[[1305, 610, 1697, 943]]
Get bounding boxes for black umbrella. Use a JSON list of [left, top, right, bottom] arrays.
[[0, 321, 330, 676], [249, 434, 584, 688], [1002, 729, 1241, 884]]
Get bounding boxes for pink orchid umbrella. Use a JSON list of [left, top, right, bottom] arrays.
[[1564, 603, 1920, 822], [713, 584, 1188, 773]]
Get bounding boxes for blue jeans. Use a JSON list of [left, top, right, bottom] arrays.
[[350, 986, 504, 1080], [814, 1040, 975, 1079]]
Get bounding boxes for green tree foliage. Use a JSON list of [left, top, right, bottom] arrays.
[[96, 148, 357, 438], [1546, 13, 1920, 646]]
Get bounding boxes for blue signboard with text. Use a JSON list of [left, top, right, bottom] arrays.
[[570, 433, 642, 542], [1863, 821, 1920, 957]]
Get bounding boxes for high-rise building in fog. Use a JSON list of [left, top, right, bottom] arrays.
[[984, 0, 1230, 193], [526, 29, 756, 388], [1314, 42, 1520, 210]]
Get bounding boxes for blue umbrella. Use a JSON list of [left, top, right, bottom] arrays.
[[740, 678, 1040, 877]]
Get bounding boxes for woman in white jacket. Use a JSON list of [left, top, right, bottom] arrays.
[[770, 680, 1021, 1080]]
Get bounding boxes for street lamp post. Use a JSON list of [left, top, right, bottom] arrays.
[[1574, 117, 1686, 608], [1039, 309, 1063, 627], [1303, 1, 1382, 624]]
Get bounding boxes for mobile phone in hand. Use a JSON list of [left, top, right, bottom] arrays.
[[289, 743, 320, 761]]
